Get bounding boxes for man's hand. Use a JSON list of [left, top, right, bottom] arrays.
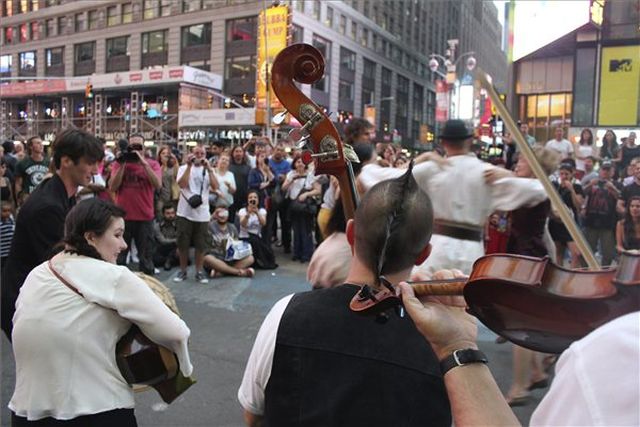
[[134, 150, 149, 166], [400, 270, 477, 360]]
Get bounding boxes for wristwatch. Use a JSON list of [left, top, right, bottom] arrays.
[[440, 349, 488, 375]]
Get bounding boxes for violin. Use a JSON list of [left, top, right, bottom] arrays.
[[350, 252, 640, 354], [271, 43, 358, 220]]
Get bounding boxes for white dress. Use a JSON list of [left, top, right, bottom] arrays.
[[9, 253, 193, 421]]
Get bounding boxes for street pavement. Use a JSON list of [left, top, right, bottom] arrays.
[[1, 245, 550, 426]]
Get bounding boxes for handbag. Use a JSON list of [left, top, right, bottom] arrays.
[[290, 185, 320, 216], [225, 238, 253, 261], [182, 167, 206, 209], [47, 261, 196, 404]]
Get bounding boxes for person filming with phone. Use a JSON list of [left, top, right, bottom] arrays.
[[109, 134, 162, 276], [173, 144, 219, 283]]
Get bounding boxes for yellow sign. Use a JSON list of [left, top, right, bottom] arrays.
[[590, 0, 605, 28], [598, 45, 640, 126], [255, 4, 289, 125]]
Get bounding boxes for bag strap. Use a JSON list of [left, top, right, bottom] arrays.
[[180, 166, 207, 201], [48, 259, 84, 297]]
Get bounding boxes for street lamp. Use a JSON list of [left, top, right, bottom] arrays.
[[429, 39, 476, 121]]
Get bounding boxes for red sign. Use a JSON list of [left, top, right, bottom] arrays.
[[435, 80, 449, 122], [169, 69, 184, 78], [0, 80, 67, 97], [149, 71, 163, 80], [129, 73, 142, 82]]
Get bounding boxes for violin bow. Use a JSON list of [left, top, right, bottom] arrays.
[[475, 68, 600, 269]]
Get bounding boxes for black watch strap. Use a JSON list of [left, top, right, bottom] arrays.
[[440, 348, 488, 375]]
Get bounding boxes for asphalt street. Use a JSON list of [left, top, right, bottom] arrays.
[[1, 246, 549, 426]]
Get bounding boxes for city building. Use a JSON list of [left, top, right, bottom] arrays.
[[0, 0, 506, 148], [511, 0, 639, 143]]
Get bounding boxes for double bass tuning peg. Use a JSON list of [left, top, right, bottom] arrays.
[[272, 111, 288, 125], [289, 128, 310, 149]]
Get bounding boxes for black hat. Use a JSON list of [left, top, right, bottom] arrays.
[[439, 119, 473, 140], [600, 160, 613, 169]]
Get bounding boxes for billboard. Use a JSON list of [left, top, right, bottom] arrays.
[[598, 45, 640, 126], [255, 4, 289, 125]]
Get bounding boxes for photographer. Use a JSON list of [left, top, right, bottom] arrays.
[[109, 134, 162, 275], [173, 144, 219, 283], [582, 160, 621, 266]]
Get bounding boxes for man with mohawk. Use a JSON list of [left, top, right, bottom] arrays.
[[359, 119, 548, 274], [238, 166, 452, 426]]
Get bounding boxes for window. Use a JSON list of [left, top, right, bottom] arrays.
[[45, 18, 55, 36], [312, 0, 320, 19], [339, 80, 353, 100], [339, 15, 346, 34], [312, 35, 330, 92], [381, 67, 392, 86], [4, 27, 13, 43], [340, 47, 355, 71], [142, 30, 168, 53], [2, 0, 13, 17], [46, 0, 59, 6], [30, 21, 38, 40], [19, 0, 28, 13], [19, 23, 28, 42], [226, 17, 257, 42], [88, 10, 99, 30], [75, 41, 95, 62], [397, 75, 409, 93], [363, 58, 376, 79], [350, 21, 357, 39], [122, 3, 132, 23], [0, 55, 12, 74], [325, 6, 333, 27], [203, 0, 217, 9], [57, 16, 65, 34], [19, 50, 35, 70], [225, 55, 256, 79], [106, 6, 119, 26], [107, 36, 129, 57], [143, 0, 169, 19], [75, 12, 85, 32], [45, 47, 63, 67], [182, 23, 211, 47], [295, 0, 304, 13], [290, 24, 303, 44], [361, 28, 368, 47], [182, 0, 202, 13]]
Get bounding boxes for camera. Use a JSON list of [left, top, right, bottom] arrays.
[[190, 158, 206, 166], [116, 140, 141, 163], [249, 199, 257, 206]]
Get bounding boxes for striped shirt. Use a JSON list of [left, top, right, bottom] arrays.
[[0, 217, 15, 258]]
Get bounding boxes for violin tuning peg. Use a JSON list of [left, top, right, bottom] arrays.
[[289, 128, 305, 143], [343, 144, 360, 163], [272, 111, 288, 125], [296, 135, 311, 149]]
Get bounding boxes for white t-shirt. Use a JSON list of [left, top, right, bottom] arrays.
[[238, 207, 267, 238], [77, 174, 106, 201], [545, 139, 574, 159], [530, 311, 640, 426], [10, 253, 193, 421], [238, 294, 293, 416], [285, 171, 317, 200], [176, 164, 212, 222], [214, 169, 236, 207], [574, 144, 594, 172]]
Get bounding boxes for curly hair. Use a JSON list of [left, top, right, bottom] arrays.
[[63, 198, 126, 261]]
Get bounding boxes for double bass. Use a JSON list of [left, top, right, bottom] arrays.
[[269, 43, 640, 354]]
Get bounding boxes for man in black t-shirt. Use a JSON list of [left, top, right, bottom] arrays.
[[582, 161, 620, 266], [549, 163, 584, 267]]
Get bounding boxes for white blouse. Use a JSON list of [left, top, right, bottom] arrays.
[[9, 253, 193, 421]]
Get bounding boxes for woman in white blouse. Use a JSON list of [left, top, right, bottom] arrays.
[[9, 198, 192, 426]]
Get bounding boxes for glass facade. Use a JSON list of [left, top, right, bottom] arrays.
[[523, 93, 573, 142]]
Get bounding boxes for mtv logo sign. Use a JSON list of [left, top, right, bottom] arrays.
[[609, 59, 632, 72]]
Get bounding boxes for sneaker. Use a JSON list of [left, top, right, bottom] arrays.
[[173, 271, 187, 282], [195, 271, 209, 284]]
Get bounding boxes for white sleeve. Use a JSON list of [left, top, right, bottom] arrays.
[[357, 164, 404, 192], [490, 177, 548, 211], [238, 294, 294, 416], [110, 269, 193, 377]]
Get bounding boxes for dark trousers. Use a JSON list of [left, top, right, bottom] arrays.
[[264, 199, 290, 250], [12, 408, 137, 426], [152, 242, 179, 267], [291, 212, 314, 261], [117, 220, 155, 275]]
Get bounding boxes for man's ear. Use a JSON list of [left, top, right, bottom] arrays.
[[346, 219, 355, 254], [414, 243, 431, 266]]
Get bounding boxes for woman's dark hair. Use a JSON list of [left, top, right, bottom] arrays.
[[52, 128, 104, 169], [623, 196, 640, 249], [63, 198, 126, 261], [326, 198, 346, 236], [231, 145, 248, 165], [579, 129, 593, 146]]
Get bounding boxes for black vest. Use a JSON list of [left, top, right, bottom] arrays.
[[264, 285, 451, 427]]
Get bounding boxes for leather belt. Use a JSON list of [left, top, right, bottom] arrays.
[[433, 220, 483, 242]]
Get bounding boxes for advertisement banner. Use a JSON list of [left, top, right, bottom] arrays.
[[435, 80, 449, 122], [598, 45, 640, 126], [255, 4, 289, 125]]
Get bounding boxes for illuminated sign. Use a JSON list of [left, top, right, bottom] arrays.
[[590, 0, 605, 28], [255, 4, 289, 125], [598, 45, 640, 126]]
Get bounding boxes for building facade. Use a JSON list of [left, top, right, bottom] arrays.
[[0, 0, 506, 147]]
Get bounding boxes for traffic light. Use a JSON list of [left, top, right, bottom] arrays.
[[85, 83, 93, 99]]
